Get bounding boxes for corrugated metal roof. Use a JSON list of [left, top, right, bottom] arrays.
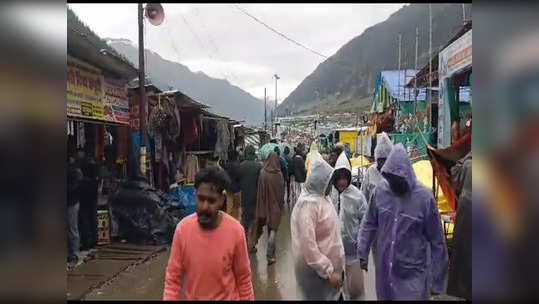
[[159, 91, 210, 110], [412, 86, 470, 102], [378, 70, 427, 102]]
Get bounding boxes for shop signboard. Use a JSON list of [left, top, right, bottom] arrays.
[[438, 29, 472, 149], [67, 56, 104, 120], [103, 78, 130, 124]]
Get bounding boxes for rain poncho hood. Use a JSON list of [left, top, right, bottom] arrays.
[[258, 143, 279, 161], [380, 143, 416, 191], [374, 132, 393, 161], [334, 151, 352, 172], [331, 152, 367, 258], [291, 151, 345, 300], [304, 151, 332, 196], [357, 143, 448, 300]]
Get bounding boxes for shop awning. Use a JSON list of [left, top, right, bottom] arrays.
[[67, 116, 129, 127]]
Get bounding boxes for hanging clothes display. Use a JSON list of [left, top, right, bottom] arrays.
[[96, 124, 105, 163], [180, 113, 199, 147], [172, 105, 182, 143], [229, 123, 236, 151], [155, 133, 163, 163], [116, 127, 128, 164], [183, 154, 200, 184], [77, 122, 85, 149], [201, 119, 218, 151], [214, 120, 230, 161]]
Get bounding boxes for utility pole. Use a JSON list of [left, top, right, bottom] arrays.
[[396, 34, 402, 131], [414, 27, 418, 122], [462, 4, 466, 23], [138, 3, 148, 176], [270, 109, 273, 137], [404, 48, 407, 102], [264, 88, 267, 132], [429, 3, 433, 132], [429, 3, 435, 196]]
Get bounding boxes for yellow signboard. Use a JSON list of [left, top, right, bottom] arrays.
[[67, 57, 104, 120]]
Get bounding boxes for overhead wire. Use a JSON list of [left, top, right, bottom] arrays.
[[165, 24, 183, 64], [233, 4, 329, 59], [178, 9, 238, 84], [193, 6, 242, 85]]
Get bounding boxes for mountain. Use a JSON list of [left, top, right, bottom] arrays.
[[277, 3, 472, 116], [68, 7, 268, 126], [107, 39, 272, 126]]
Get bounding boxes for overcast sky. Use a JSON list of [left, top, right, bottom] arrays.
[[69, 3, 404, 102]]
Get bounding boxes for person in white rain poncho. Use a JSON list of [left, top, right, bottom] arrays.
[[360, 132, 393, 204], [359, 132, 393, 264], [291, 151, 345, 300], [329, 151, 368, 300]]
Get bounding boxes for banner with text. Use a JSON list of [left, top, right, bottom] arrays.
[[103, 78, 130, 124], [67, 57, 104, 120]]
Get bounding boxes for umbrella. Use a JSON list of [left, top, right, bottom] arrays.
[[279, 142, 292, 155], [258, 142, 279, 161]]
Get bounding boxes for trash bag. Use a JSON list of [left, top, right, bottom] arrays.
[[109, 178, 186, 245]]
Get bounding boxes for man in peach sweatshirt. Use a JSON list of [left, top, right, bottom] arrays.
[[163, 167, 255, 300]]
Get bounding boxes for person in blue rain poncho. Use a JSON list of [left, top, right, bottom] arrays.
[[330, 151, 368, 300], [357, 143, 448, 300]]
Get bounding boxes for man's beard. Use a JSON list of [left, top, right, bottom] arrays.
[[197, 212, 214, 228]]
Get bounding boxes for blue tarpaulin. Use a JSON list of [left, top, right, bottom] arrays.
[[168, 185, 197, 216], [380, 70, 427, 102]]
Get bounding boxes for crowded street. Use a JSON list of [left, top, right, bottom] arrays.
[[75, 206, 378, 300], [67, 3, 472, 301]]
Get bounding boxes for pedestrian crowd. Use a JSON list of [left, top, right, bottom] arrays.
[[67, 150, 101, 269], [158, 133, 469, 300]]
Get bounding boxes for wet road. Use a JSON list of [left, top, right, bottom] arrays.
[[250, 203, 377, 300], [84, 204, 377, 300]]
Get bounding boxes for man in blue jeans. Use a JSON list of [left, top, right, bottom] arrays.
[[67, 156, 83, 264]]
